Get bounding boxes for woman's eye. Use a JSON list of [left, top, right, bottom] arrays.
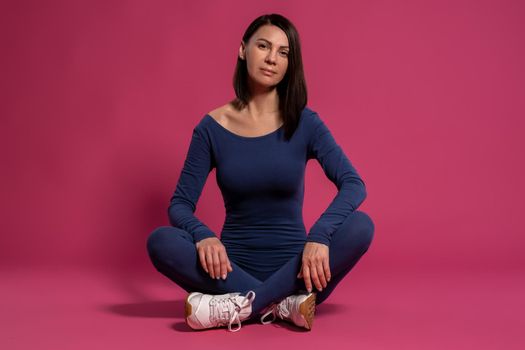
[[280, 51, 289, 56], [258, 44, 266, 49]]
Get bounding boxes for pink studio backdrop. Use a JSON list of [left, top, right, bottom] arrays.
[[1, 0, 524, 276]]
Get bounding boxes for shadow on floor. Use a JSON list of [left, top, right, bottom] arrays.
[[101, 299, 184, 318], [103, 297, 349, 318]]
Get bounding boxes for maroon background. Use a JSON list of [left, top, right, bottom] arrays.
[[1, 0, 524, 348]]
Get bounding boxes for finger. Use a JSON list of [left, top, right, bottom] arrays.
[[219, 249, 228, 279], [323, 257, 331, 283], [310, 264, 323, 291], [198, 247, 208, 273], [227, 258, 233, 272], [316, 260, 327, 289], [212, 249, 221, 279], [303, 265, 312, 293], [206, 250, 214, 279]]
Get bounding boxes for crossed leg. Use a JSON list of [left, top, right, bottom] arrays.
[[244, 210, 375, 314], [146, 226, 264, 295], [146, 210, 375, 319]]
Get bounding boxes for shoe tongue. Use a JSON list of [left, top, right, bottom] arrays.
[[276, 296, 294, 320], [233, 295, 253, 320], [238, 305, 252, 319]]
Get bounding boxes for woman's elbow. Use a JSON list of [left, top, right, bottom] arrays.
[[357, 179, 367, 204], [167, 202, 186, 227]]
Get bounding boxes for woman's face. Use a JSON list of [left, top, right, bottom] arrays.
[[240, 24, 290, 89]]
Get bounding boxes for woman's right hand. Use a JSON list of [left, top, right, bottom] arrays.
[[195, 237, 233, 280]]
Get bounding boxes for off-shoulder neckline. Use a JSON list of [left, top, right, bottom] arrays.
[[204, 114, 284, 140]]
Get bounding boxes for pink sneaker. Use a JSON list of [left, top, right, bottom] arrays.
[[185, 291, 256, 332], [260, 292, 316, 330]]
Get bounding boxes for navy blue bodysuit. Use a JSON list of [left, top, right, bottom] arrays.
[[168, 106, 367, 281]]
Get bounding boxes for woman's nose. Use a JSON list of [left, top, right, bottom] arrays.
[[265, 51, 277, 63]]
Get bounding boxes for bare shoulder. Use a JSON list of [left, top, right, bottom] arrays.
[[207, 102, 241, 127]]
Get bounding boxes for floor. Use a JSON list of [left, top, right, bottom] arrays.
[[2, 263, 524, 350]]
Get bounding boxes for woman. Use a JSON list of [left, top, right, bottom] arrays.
[[146, 13, 375, 332]]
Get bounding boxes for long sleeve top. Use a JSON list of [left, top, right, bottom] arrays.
[[168, 107, 366, 269]]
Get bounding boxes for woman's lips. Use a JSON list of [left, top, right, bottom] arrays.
[[261, 68, 276, 75]]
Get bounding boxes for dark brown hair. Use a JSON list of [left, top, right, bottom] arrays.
[[230, 13, 308, 141]]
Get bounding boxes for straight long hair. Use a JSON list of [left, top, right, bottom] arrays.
[[230, 13, 308, 141]]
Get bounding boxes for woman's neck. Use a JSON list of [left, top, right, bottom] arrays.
[[244, 89, 280, 121]]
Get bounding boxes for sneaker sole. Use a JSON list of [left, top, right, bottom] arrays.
[[185, 292, 201, 326], [298, 292, 316, 330]]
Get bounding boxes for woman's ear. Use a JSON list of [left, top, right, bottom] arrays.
[[239, 41, 246, 60]]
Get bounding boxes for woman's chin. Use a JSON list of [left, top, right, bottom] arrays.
[[253, 78, 280, 90]]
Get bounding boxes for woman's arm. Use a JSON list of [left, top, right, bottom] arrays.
[[298, 110, 367, 292], [167, 125, 217, 243], [306, 111, 367, 246], [168, 124, 233, 279]]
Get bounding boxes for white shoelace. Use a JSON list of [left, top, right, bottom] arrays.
[[209, 291, 256, 332], [260, 296, 292, 324]]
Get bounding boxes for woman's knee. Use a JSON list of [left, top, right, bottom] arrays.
[[352, 211, 375, 252], [146, 226, 186, 258], [334, 210, 375, 253], [147, 227, 168, 257]]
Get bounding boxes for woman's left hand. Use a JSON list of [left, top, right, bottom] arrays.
[[297, 241, 331, 293]]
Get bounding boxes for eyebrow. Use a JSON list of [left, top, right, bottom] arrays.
[[256, 38, 289, 49]]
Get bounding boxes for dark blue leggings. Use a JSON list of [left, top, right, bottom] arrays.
[[146, 210, 374, 319]]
